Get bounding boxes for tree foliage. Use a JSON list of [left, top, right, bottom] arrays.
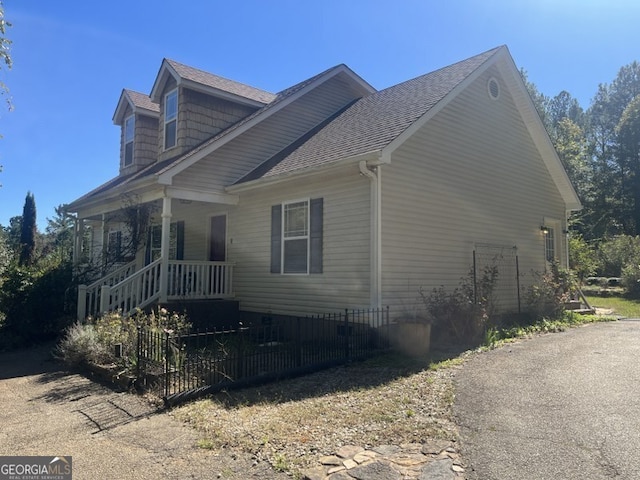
[[19, 192, 37, 266]]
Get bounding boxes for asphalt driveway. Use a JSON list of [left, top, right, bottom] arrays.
[[0, 344, 288, 479], [455, 320, 640, 479]]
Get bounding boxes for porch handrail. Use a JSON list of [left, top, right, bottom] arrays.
[[77, 261, 137, 320], [86, 260, 137, 290], [101, 258, 163, 315]]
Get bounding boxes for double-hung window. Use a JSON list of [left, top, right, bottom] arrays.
[[124, 115, 135, 166], [544, 226, 556, 263], [147, 221, 184, 263], [271, 198, 323, 274], [164, 89, 178, 150], [283, 200, 309, 274]]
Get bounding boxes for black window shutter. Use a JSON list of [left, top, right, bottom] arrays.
[[271, 205, 282, 273], [310, 198, 323, 274], [176, 221, 185, 260]]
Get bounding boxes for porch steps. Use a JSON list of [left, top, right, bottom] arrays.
[[159, 299, 240, 330]]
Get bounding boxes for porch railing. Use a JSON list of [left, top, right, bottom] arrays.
[[77, 261, 137, 320], [77, 260, 235, 320], [103, 258, 163, 315], [167, 260, 234, 299]]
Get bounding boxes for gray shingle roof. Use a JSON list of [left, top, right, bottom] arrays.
[[166, 59, 277, 105], [152, 64, 350, 177], [237, 47, 502, 182], [125, 89, 159, 114]]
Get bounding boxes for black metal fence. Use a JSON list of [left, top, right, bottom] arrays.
[[137, 307, 390, 405]]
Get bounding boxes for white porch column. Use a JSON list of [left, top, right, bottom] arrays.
[[101, 213, 108, 271], [72, 217, 82, 266], [159, 195, 172, 303]]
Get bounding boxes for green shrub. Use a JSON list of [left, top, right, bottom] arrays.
[[54, 322, 109, 366], [622, 262, 640, 298], [55, 308, 191, 370], [524, 263, 575, 321], [420, 264, 498, 344]]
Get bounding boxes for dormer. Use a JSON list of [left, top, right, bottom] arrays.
[[113, 89, 160, 175], [150, 59, 277, 163]]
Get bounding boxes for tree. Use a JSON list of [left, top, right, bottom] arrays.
[[45, 204, 74, 262], [617, 95, 640, 234], [19, 192, 36, 266], [0, 0, 11, 112]]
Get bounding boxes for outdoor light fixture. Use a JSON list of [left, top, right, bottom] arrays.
[[540, 225, 549, 234]]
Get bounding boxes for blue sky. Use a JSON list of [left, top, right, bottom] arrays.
[[0, 0, 639, 230]]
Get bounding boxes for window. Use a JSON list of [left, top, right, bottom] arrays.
[[107, 230, 123, 263], [124, 115, 134, 166], [544, 226, 556, 262], [164, 89, 178, 149], [271, 198, 323, 274], [148, 221, 184, 262], [283, 201, 309, 273]]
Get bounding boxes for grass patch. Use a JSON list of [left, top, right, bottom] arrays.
[[483, 310, 617, 349], [585, 294, 640, 318]]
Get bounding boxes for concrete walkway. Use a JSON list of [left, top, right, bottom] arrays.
[[0, 344, 288, 479], [455, 320, 640, 480]]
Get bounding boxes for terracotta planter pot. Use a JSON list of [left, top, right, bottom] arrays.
[[388, 322, 431, 357]]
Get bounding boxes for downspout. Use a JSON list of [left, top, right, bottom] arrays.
[[359, 160, 382, 308], [565, 210, 571, 269]]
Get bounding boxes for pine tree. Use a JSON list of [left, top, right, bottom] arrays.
[[19, 192, 36, 266]]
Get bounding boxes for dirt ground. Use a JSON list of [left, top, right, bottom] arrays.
[[0, 343, 290, 479]]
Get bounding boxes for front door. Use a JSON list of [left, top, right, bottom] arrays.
[[209, 215, 227, 262]]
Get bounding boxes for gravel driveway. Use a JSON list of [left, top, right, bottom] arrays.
[[0, 344, 289, 479], [455, 320, 640, 480]]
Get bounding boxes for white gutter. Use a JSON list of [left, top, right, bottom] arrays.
[[359, 160, 382, 308]]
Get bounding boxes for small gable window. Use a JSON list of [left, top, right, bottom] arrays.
[[271, 198, 323, 275], [164, 89, 178, 150], [124, 115, 135, 166]]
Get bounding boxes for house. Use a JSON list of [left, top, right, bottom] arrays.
[[67, 45, 581, 325]]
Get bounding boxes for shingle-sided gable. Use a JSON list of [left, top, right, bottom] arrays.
[[235, 47, 501, 182]]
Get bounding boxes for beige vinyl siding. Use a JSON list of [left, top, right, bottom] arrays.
[[172, 72, 365, 190], [380, 66, 567, 315], [229, 164, 371, 316]]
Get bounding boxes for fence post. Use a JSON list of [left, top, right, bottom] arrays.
[[385, 306, 390, 349], [296, 317, 302, 367], [344, 309, 350, 361], [164, 330, 171, 399], [136, 326, 143, 383], [236, 326, 245, 381]]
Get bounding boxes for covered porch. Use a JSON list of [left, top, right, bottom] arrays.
[[71, 186, 237, 320]]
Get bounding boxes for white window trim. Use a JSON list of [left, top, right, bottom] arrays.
[[164, 88, 178, 151], [124, 114, 135, 166], [281, 198, 310, 275], [543, 217, 561, 265]]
